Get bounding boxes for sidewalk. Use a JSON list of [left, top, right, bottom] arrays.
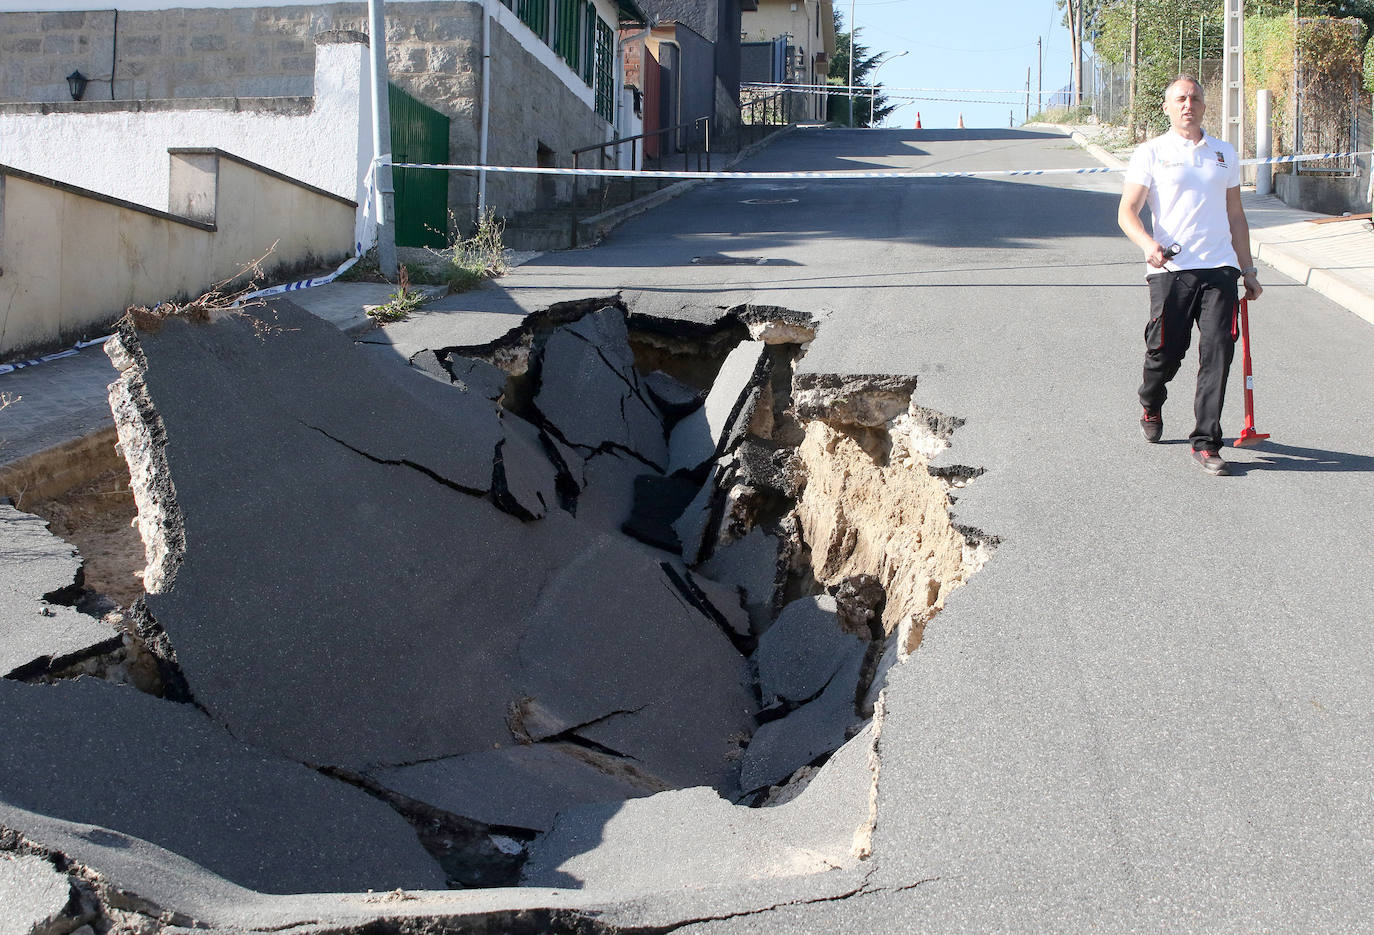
[[4, 127, 1373, 483]]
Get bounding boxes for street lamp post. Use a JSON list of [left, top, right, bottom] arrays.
[[847, 0, 856, 127], [869, 50, 908, 128]]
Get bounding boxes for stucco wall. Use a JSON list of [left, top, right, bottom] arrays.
[[0, 0, 622, 229], [0, 151, 355, 359], [0, 37, 375, 250]]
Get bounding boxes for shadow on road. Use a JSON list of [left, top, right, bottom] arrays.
[[1226, 442, 1374, 474]]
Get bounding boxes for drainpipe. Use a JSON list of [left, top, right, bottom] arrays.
[[478, 0, 492, 220]]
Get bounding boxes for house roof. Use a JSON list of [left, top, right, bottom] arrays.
[[617, 0, 650, 26]]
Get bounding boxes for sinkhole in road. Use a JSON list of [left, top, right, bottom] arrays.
[[5, 297, 995, 902]]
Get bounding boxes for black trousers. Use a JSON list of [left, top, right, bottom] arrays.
[[1139, 267, 1239, 452]]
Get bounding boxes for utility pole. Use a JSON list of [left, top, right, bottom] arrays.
[[367, 0, 397, 278], [1129, 0, 1138, 123], [1067, 0, 1083, 106], [1025, 67, 1031, 123], [1037, 36, 1042, 111]]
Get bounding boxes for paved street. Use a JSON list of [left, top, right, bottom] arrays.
[[437, 126, 1374, 931], [5, 126, 1374, 931]]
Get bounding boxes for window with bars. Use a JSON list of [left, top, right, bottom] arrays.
[[517, 0, 549, 41], [581, 1, 596, 86], [594, 17, 613, 122], [552, 0, 582, 72]]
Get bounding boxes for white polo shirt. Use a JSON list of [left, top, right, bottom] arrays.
[[1125, 130, 1241, 275]]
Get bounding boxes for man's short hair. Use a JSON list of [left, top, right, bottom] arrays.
[[1164, 75, 1203, 99]]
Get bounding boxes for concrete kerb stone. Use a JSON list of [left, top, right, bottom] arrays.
[[1060, 122, 1374, 330], [577, 126, 797, 243]]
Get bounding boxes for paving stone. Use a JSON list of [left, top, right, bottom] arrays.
[[755, 594, 870, 706], [0, 679, 446, 895], [0, 506, 120, 679], [666, 340, 769, 476], [644, 370, 704, 422], [696, 526, 783, 633], [534, 308, 667, 469], [369, 742, 658, 832], [738, 648, 868, 794], [0, 852, 74, 935], [513, 535, 756, 791]]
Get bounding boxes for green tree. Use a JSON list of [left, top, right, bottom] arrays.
[[827, 10, 898, 127]]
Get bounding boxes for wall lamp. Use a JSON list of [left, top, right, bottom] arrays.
[[66, 69, 88, 101]]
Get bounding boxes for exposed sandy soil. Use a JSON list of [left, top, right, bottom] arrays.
[[27, 466, 145, 608]]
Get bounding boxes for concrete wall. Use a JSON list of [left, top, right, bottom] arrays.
[[0, 36, 375, 250], [1276, 169, 1373, 217], [0, 150, 355, 360]]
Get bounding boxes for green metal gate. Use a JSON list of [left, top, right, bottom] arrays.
[[389, 83, 450, 248]]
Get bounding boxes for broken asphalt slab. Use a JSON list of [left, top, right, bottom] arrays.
[[1, 505, 121, 679], [522, 724, 876, 892], [0, 679, 446, 895], [103, 296, 761, 798], [667, 340, 770, 476]]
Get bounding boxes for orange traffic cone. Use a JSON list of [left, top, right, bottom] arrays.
[[957, 113, 965, 128], [914, 112, 922, 128]]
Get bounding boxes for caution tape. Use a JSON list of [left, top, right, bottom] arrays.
[[389, 149, 1372, 180]]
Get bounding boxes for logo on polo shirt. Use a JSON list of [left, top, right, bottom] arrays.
[[1216, 150, 1227, 166]]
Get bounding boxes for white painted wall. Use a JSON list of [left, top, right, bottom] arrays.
[[0, 41, 377, 252]]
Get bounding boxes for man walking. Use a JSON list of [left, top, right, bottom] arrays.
[[1118, 75, 1262, 476]]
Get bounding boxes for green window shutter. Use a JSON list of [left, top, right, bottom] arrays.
[[517, 0, 548, 41], [582, 2, 596, 86], [554, 0, 581, 69], [594, 18, 614, 122]]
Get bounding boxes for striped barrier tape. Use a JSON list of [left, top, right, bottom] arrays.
[[389, 150, 1373, 180], [3, 149, 1367, 377]]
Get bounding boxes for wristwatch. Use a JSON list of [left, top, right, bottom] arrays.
[[1241, 266, 1258, 276]]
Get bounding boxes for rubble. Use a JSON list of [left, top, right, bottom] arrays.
[[0, 294, 992, 913], [0, 679, 446, 894], [666, 339, 770, 475], [0, 506, 122, 679], [0, 851, 84, 935]]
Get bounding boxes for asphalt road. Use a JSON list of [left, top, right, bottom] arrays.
[[443, 126, 1374, 932], [17, 127, 1372, 932]]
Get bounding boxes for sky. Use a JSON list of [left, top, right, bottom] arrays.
[[842, 0, 1079, 129]]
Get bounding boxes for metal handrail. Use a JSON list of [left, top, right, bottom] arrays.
[[568, 115, 711, 247]]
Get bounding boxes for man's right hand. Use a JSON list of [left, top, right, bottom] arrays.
[[1145, 242, 1171, 268]]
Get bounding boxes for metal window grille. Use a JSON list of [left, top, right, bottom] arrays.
[[594, 18, 613, 121], [581, 1, 596, 86]]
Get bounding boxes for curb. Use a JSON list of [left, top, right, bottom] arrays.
[[1251, 235, 1374, 330], [579, 125, 796, 241]]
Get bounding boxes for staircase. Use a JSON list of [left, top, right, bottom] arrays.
[[501, 176, 678, 252]]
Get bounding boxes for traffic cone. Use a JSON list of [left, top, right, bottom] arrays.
[[914, 112, 922, 129], [957, 113, 965, 128]]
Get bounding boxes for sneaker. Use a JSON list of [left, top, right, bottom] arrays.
[[1140, 408, 1163, 443], [1191, 448, 1228, 476]]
